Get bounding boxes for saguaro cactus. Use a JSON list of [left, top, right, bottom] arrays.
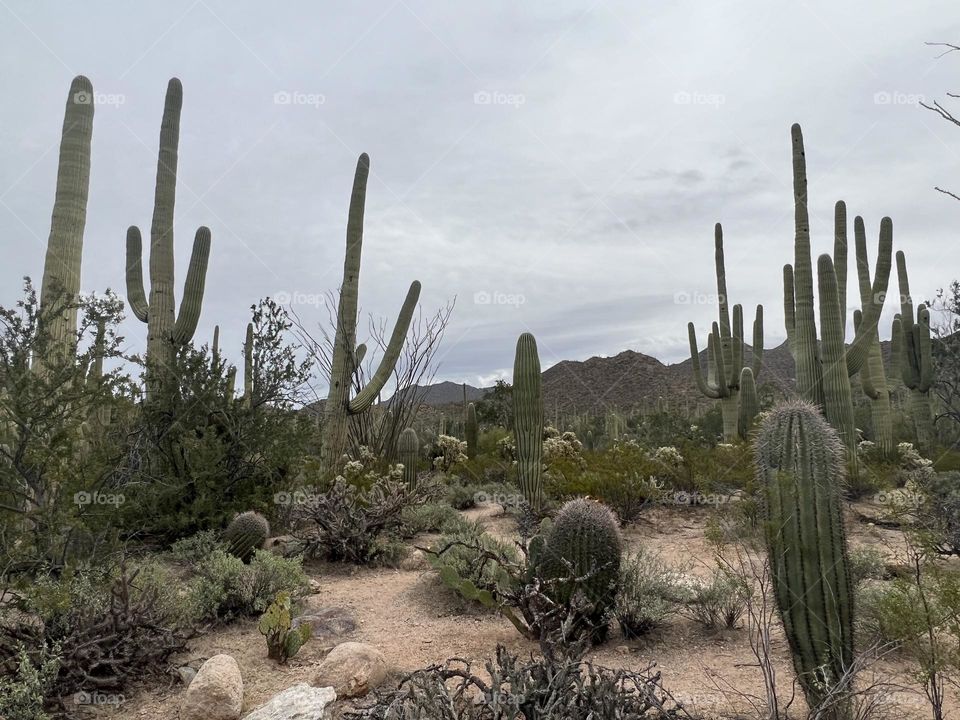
[[688, 224, 764, 441], [398, 427, 419, 487], [513, 332, 544, 513], [737, 367, 758, 438], [465, 402, 478, 458], [37, 76, 95, 368], [320, 154, 422, 471], [125, 78, 211, 401], [783, 125, 892, 458], [242, 322, 254, 408], [852, 217, 894, 457], [756, 401, 854, 717], [893, 252, 934, 448]]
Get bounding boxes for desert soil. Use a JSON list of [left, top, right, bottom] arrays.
[[91, 503, 959, 720]]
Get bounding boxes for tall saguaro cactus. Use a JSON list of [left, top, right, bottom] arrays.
[[783, 125, 892, 457], [37, 75, 95, 368], [756, 401, 854, 718], [513, 332, 544, 513], [465, 402, 478, 458], [852, 217, 894, 456], [125, 78, 211, 401], [320, 154, 422, 471], [893, 252, 934, 448], [398, 427, 419, 487], [687, 224, 763, 441]]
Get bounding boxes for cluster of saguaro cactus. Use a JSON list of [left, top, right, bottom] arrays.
[[756, 401, 854, 716], [320, 154, 421, 473], [125, 78, 211, 402], [532, 498, 622, 638], [398, 427, 419, 487], [852, 217, 894, 457], [783, 125, 891, 460], [893, 252, 935, 448], [513, 332, 544, 513], [36, 76, 95, 370], [688, 224, 764, 441], [465, 402, 478, 458]]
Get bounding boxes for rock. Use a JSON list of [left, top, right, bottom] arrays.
[[181, 654, 243, 720], [175, 665, 197, 685], [308, 578, 321, 594], [400, 549, 428, 571], [311, 642, 388, 698], [242, 683, 336, 720], [615, 645, 630, 655], [293, 606, 357, 644]]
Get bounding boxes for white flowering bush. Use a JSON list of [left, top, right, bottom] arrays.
[[543, 431, 584, 466], [433, 434, 468, 471]]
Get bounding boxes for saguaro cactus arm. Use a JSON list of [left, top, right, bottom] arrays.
[[818, 254, 857, 452], [687, 323, 725, 399], [751, 304, 764, 375], [125, 227, 149, 322], [172, 227, 212, 344], [843, 217, 892, 376]]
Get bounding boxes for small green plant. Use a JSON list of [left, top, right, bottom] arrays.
[[615, 548, 690, 638], [0, 644, 60, 720], [848, 545, 888, 584], [258, 591, 311, 663], [684, 566, 749, 630], [401, 503, 461, 536]]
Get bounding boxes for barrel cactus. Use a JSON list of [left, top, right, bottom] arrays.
[[224, 511, 270, 562], [513, 333, 544, 513], [398, 427, 419, 487], [533, 498, 622, 638], [755, 401, 853, 715], [465, 402, 478, 458]]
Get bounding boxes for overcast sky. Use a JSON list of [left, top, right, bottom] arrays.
[[1, 1, 958, 390]]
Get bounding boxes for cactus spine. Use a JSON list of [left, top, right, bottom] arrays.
[[688, 224, 764, 441], [465, 402, 478, 458], [513, 332, 544, 513], [37, 76, 94, 369], [783, 125, 892, 459], [125, 79, 211, 401], [894, 251, 934, 448], [320, 154, 421, 472], [756, 401, 853, 717], [398, 427, 419, 487], [852, 217, 894, 456]]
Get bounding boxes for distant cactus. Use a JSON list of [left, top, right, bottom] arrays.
[[37, 76, 94, 369], [398, 427, 419, 487], [755, 401, 853, 714], [737, 367, 758, 439], [894, 251, 934, 448], [224, 511, 270, 562], [242, 322, 254, 408], [125, 78, 211, 401], [534, 498, 622, 637], [465, 402, 478, 458], [513, 333, 544, 513]]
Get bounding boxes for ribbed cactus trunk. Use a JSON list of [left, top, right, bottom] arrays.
[[818, 255, 858, 457], [737, 367, 758, 439], [513, 333, 544, 513], [37, 76, 94, 370], [242, 322, 254, 408], [688, 224, 763, 442], [320, 154, 422, 472], [756, 401, 854, 718], [465, 402, 478, 458], [895, 252, 935, 450], [125, 79, 211, 402], [398, 427, 419, 487]]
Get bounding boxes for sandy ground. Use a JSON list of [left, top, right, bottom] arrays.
[[90, 503, 959, 720]]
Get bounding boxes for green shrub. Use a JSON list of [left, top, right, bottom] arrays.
[[615, 549, 690, 638], [169, 530, 224, 564], [368, 537, 411, 568], [848, 545, 888, 584], [401, 503, 461, 536], [429, 521, 519, 597], [0, 645, 59, 720], [444, 483, 479, 510], [684, 567, 749, 630]]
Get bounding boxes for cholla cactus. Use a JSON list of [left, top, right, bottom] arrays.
[[224, 510, 270, 562], [433, 434, 467, 471], [651, 446, 684, 467], [755, 400, 853, 714], [543, 432, 584, 465]]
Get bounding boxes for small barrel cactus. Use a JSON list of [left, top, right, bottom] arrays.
[[224, 510, 270, 562], [755, 401, 853, 714], [465, 402, 478, 458], [533, 498, 623, 638], [398, 427, 419, 487]]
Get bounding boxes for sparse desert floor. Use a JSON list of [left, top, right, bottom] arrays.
[[94, 504, 959, 720]]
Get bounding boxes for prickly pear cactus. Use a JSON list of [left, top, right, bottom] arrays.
[[224, 510, 270, 562], [258, 591, 311, 663], [398, 427, 419, 487], [755, 401, 853, 714]]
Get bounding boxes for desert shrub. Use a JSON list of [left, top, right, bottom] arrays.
[[615, 548, 690, 638], [346, 643, 687, 719], [848, 545, 888, 584], [429, 521, 519, 594], [292, 475, 428, 563], [921, 471, 960, 553], [683, 566, 749, 630], [368, 537, 411, 568], [168, 530, 225, 564], [0, 645, 59, 720], [444, 483, 479, 510], [401, 503, 461, 536]]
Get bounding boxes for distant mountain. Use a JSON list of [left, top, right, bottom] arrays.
[[401, 380, 487, 406]]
